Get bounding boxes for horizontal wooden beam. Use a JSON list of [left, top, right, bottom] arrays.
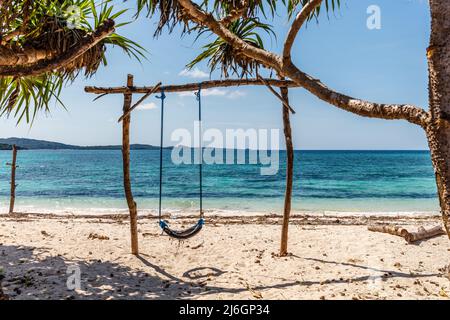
[[84, 78, 300, 95]]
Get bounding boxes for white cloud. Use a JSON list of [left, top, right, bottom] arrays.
[[136, 102, 158, 111], [228, 90, 246, 99], [177, 91, 197, 98], [177, 88, 246, 99], [203, 88, 228, 97], [178, 67, 209, 79]]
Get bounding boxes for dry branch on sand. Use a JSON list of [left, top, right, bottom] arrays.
[[368, 224, 445, 243]]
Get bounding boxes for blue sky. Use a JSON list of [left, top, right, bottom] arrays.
[[0, 0, 431, 150]]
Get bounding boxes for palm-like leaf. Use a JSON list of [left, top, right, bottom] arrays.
[[135, 0, 280, 35], [188, 18, 275, 78], [0, 0, 146, 123], [202, 0, 278, 20], [283, 0, 341, 20], [137, 0, 340, 79]]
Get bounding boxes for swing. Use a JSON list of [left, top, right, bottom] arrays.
[[156, 84, 205, 240]]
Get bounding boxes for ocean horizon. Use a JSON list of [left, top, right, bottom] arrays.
[[0, 149, 439, 215]]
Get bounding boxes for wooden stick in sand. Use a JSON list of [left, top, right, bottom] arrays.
[[6, 144, 18, 214]]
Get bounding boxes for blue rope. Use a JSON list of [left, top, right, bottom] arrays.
[[195, 84, 203, 217], [156, 89, 166, 225], [156, 86, 206, 236]]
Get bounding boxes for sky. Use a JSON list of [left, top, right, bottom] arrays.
[[0, 0, 431, 150]]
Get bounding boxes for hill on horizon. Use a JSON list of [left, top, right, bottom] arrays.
[[0, 137, 165, 150]]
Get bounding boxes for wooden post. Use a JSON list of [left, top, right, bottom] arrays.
[[122, 74, 139, 255], [7, 144, 17, 214], [279, 85, 294, 256]]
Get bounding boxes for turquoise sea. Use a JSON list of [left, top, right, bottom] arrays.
[[0, 150, 440, 215]]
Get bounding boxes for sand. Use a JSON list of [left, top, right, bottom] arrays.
[[0, 213, 449, 300]]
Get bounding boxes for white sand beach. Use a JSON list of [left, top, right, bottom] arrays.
[[1, 213, 449, 300]]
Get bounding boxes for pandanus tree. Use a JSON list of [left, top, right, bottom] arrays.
[[0, 0, 143, 122], [132, 0, 450, 251]]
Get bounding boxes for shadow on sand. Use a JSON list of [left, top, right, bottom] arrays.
[[0, 245, 441, 299], [0, 244, 300, 299]]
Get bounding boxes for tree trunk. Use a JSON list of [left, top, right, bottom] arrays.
[[8, 144, 17, 214], [425, 0, 450, 238], [279, 86, 294, 256], [122, 74, 139, 255]]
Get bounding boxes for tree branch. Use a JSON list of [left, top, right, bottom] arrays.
[[177, 0, 430, 128], [0, 19, 115, 77], [283, 60, 431, 127], [283, 0, 322, 62], [85, 78, 300, 94], [178, 0, 281, 70], [0, 45, 55, 66], [219, 0, 249, 26], [257, 74, 296, 114], [118, 82, 162, 122]]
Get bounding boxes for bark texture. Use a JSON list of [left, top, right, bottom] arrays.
[[405, 226, 445, 243], [0, 19, 115, 77], [279, 85, 294, 256], [368, 225, 409, 238], [368, 224, 445, 243], [85, 78, 299, 95], [425, 0, 450, 237], [0, 45, 54, 66], [122, 75, 139, 255]]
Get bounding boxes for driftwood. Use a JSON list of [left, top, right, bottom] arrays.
[[368, 224, 445, 243]]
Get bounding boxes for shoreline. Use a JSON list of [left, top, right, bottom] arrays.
[[0, 206, 441, 218], [0, 210, 443, 225]]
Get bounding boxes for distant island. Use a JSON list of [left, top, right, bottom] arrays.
[[0, 137, 168, 150]]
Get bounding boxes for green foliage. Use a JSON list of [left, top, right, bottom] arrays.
[[135, 0, 340, 77], [202, 0, 278, 20], [188, 18, 275, 78], [283, 0, 341, 19], [0, 75, 64, 124], [0, 0, 145, 124]]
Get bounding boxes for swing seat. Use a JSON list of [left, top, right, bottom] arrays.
[[159, 218, 205, 240]]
